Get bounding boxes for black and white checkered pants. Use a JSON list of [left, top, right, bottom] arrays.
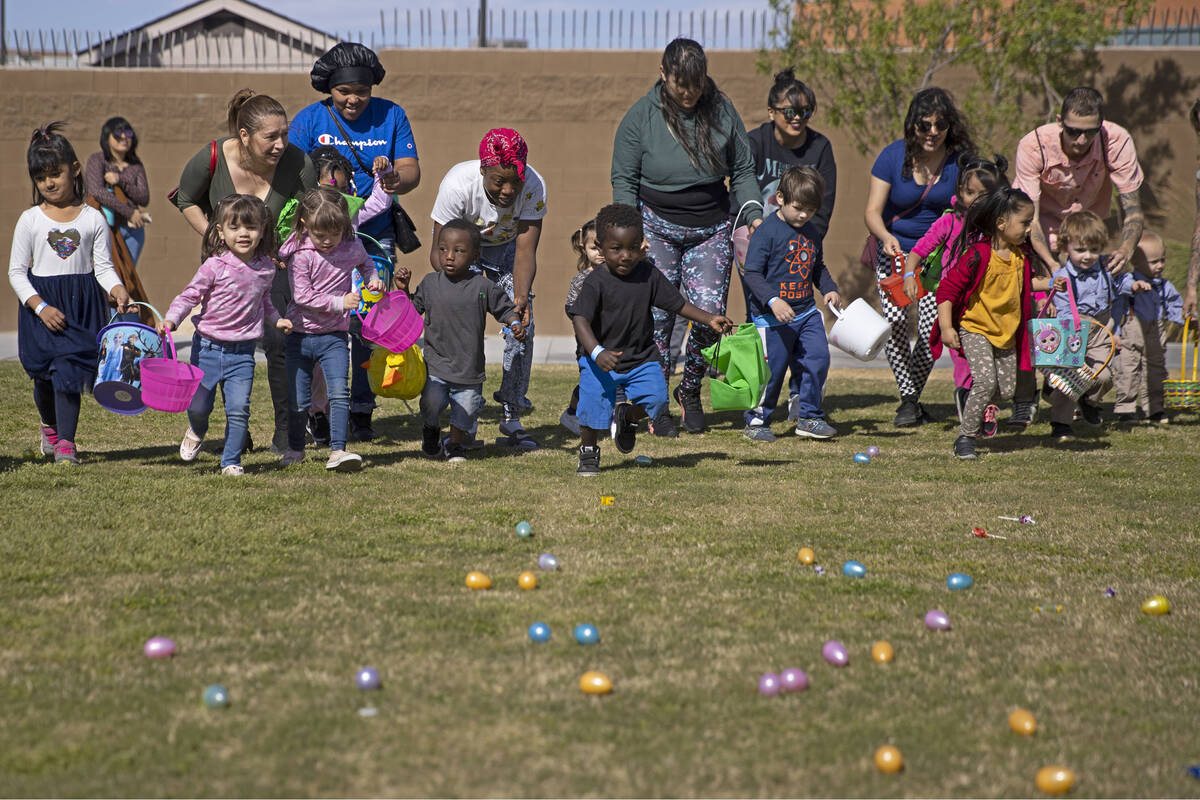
[[874, 241, 938, 399]]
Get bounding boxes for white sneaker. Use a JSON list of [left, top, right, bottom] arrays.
[[221, 464, 244, 476], [179, 429, 203, 461], [326, 450, 363, 472], [280, 449, 306, 466]]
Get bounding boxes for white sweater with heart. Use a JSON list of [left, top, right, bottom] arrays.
[[8, 205, 120, 305]]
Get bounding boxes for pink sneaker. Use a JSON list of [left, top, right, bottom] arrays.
[[54, 440, 80, 465], [981, 404, 999, 438], [40, 424, 58, 456]]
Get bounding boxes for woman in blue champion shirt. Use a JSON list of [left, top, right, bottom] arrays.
[[290, 42, 421, 441]]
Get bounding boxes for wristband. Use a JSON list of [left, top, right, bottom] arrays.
[[33, 301, 47, 316], [590, 344, 606, 360], [903, 271, 915, 279]]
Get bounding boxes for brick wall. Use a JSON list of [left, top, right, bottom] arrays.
[[2, 48, 1198, 334]]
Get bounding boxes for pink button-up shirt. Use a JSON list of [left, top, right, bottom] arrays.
[[1013, 121, 1143, 251], [284, 235, 376, 334], [165, 250, 280, 342]]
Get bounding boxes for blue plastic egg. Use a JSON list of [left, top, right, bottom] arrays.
[[947, 572, 974, 590], [854, 453, 871, 464], [356, 667, 381, 690], [538, 553, 559, 571], [573, 623, 599, 645], [528, 622, 551, 643], [635, 455, 652, 466], [843, 560, 866, 578], [516, 521, 533, 538], [202, 684, 230, 709]]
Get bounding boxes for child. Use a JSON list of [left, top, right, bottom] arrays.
[[560, 219, 603, 436], [740, 167, 841, 441], [163, 194, 292, 475], [1047, 211, 1122, 442], [7, 122, 131, 465], [566, 203, 733, 476], [394, 219, 525, 462], [281, 187, 384, 472], [935, 187, 1064, 459], [1111, 230, 1183, 424], [904, 154, 1008, 420]]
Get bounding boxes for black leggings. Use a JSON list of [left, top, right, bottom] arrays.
[[33, 378, 81, 443]]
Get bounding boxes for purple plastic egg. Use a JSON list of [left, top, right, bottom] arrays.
[[758, 672, 782, 696], [780, 667, 809, 692], [924, 609, 951, 630], [143, 636, 176, 659], [822, 640, 849, 667], [866, 445, 880, 457]]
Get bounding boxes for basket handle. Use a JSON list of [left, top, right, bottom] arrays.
[[106, 301, 164, 327], [730, 200, 763, 236], [1183, 316, 1198, 381], [162, 325, 179, 362]]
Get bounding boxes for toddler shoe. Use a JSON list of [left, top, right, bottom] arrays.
[[422, 425, 442, 457], [498, 418, 539, 450], [1148, 411, 1170, 425], [221, 464, 244, 476], [326, 450, 363, 472], [53, 440, 80, 465], [349, 411, 376, 442], [1007, 401, 1036, 428], [308, 412, 330, 446], [1050, 422, 1072, 443], [442, 442, 467, 463], [953, 435, 977, 460], [1078, 397, 1103, 427], [1115, 412, 1139, 424], [576, 445, 600, 476], [648, 412, 678, 438], [39, 424, 58, 456], [981, 404, 999, 437], [795, 418, 837, 439], [742, 424, 776, 442], [610, 402, 638, 454], [180, 428, 203, 461], [280, 449, 306, 466]]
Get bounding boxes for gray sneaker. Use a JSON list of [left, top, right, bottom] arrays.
[[743, 425, 777, 442], [786, 395, 802, 422], [795, 417, 837, 439]]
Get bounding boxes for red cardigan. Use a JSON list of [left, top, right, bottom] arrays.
[[931, 240, 1037, 372]]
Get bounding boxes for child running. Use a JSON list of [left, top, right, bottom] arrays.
[[281, 187, 383, 472], [741, 166, 841, 442], [904, 154, 1008, 420], [394, 219, 526, 462], [935, 186, 1065, 460], [163, 194, 292, 475], [560, 218, 603, 436], [8, 122, 131, 465], [567, 203, 733, 476]]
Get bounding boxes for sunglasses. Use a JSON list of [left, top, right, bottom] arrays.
[[1061, 123, 1101, 140], [113, 127, 135, 140], [772, 105, 813, 122], [915, 118, 947, 134]]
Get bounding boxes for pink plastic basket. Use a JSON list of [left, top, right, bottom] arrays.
[[360, 290, 423, 352], [140, 328, 205, 413]]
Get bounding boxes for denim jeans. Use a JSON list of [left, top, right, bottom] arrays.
[[286, 331, 350, 451], [420, 376, 485, 432], [187, 335, 257, 467], [120, 225, 145, 265], [479, 240, 534, 416]]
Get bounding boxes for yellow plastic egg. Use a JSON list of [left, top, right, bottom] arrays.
[[465, 571, 492, 590], [871, 641, 895, 663], [797, 547, 815, 565], [1141, 595, 1170, 615], [1035, 765, 1075, 794], [874, 745, 903, 773], [1009, 708, 1037, 735], [579, 670, 612, 695], [518, 571, 538, 590]]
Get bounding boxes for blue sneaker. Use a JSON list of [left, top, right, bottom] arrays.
[[742, 425, 777, 442], [795, 418, 837, 439]]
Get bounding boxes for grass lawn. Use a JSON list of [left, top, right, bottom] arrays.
[[0, 360, 1197, 798]]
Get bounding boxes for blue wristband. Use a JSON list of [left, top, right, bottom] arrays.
[[590, 344, 606, 360], [33, 301, 47, 316], [903, 271, 915, 279]]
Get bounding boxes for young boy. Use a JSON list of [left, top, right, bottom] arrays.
[[395, 220, 525, 462], [1112, 230, 1184, 423], [1048, 211, 1122, 442], [566, 203, 733, 476], [740, 166, 841, 441]]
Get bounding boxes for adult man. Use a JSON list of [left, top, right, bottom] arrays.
[[1182, 99, 1200, 320]]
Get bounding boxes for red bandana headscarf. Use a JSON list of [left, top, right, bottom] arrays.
[[478, 128, 528, 181]]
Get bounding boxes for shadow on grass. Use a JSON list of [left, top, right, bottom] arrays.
[[604, 450, 734, 469], [87, 444, 183, 463]]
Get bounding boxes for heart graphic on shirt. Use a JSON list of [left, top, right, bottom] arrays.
[[47, 228, 81, 259]]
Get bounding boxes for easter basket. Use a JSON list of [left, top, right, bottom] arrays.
[[1041, 314, 1116, 402], [1164, 317, 1200, 411]]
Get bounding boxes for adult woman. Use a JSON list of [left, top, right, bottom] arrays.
[[289, 42, 421, 441], [864, 87, 975, 427], [612, 37, 762, 435], [173, 89, 317, 454], [85, 117, 150, 265]]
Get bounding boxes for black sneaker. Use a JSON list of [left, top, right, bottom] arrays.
[[610, 402, 637, 454], [648, 412, 679, 438], [421, 425, 441, 457], [1148, 411, 1170, 425], [1008, 401, 1036, 428], [1115, 412, 1139, 425], [953, 435, 977, 460], [443, 441, 467, 463], [918, 402, 935, 423], [1078, 397, 1102, 427], [349, 411, 376, 441], [576, 445, 600, 476], [1050, 422, 1072, 443], [673, 385, 707, 433], [894, 397, 921, 427], [308, 411, 330, 446]]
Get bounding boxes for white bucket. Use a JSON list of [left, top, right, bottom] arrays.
[[827, 298, 891, 362]]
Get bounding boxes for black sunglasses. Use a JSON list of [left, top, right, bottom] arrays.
[[772, 105, 813, 122], [113, 127, 135, 139], [1061, 123, 1101, 140], [915, 118, 947, 134]]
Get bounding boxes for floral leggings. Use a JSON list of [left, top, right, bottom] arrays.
[[958, 330, 1016, 437]]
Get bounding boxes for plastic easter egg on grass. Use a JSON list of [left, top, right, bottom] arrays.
[[843, 560, 866, 578], [1035, 765, 1076, 794], [202, 684, 230, 709], [853, 452, 871, 464], [574, 624, 599, 645], [758, 672, 781, 696], [144, 637, 176, 659], [515, 521, 533, 538], [465, 571, 492, 590], [797, 547, 815, 565], [635, 455, 652, 466], [528, 622, 551, 643], [822, 640, 849, 667], [356, 667, 381, 690], [518, 571, 538, 590], [875, 745, 903, 773], [1141, 595, 1170, 615], [579, 671, 612, 695], [925, 609, 951, 630], [871, 641, 895, 663], [780, 668, 809, 692], [866, 445, 880, 458], [947, 572, 974, 590], [1009, 708, 1037, 735], [537, 553, 559, 571]]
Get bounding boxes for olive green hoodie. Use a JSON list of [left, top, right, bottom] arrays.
[[611, 81, 762, 223]]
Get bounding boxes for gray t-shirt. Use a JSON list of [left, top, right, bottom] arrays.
[[411, 271, 516, 385]]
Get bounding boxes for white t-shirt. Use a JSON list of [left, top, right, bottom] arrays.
[[8, 205, 120, 305], [430, 160, 548, 248]]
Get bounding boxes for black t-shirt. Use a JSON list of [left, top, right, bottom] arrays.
[[567, 261, 685, 373], [746, 122, 837, 240]]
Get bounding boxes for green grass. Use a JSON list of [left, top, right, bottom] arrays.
[[0, 361, 1197, 798]]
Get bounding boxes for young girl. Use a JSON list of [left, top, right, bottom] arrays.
[[163, 194, 291, 475], [904, 154, 1009, 420], [560, 219, 603, 435], [8, 122, 131, 465], [281, 187, 383, 472], [934, 186, 1065, 460]]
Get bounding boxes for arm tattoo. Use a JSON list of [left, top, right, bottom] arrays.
[[1117, 191, 1145, 254], [1188, 178, 1200, 291]]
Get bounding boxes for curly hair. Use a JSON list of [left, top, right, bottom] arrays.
[[595, 203, 643, 245], [309, 145, 355, 189], [901, 88, 976, 178], [439, 218, 481, 259]]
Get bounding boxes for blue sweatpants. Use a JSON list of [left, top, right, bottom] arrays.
[[745, 311, 830, 426]]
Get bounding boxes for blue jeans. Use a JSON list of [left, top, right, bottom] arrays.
[[479, 240, 534, 416], [187, 335, 257, 467], [286, 331, 350, 451], [120, 225, 145, 265], [420, 376, 485, 432], [576, 357, 668, 431], [745, 311, 830, 426]]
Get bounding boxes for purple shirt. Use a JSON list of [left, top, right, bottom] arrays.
[[165, 250, 279, 342], [285, 236, 377, 334]]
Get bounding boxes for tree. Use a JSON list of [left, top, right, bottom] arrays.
[[759, 0, 1151, 155]]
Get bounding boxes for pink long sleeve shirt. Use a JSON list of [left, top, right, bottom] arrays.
[[910, 205, 965, 273], [285, 235, 377, 334], [165, 250, 280, 342]]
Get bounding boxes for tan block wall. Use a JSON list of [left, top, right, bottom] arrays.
[[2, 48, 1198, 334]]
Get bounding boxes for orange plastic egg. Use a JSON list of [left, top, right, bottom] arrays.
[[874, 745, 903, 773], [871, 641, 895, 663], [797, 547, 815, 565], [517, 571, 538, 590], [465, 571, 492, 590], [579, 671, 612, 695], [1035, 765, 1075, 794], [1009, 708, 1037, 735]]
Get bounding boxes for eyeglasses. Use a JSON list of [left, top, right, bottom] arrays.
[[113, 127, 135, 140], [772, 105, 813, 122], [915, 118, 947, 134], [1061, 124, 1101, 140]]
